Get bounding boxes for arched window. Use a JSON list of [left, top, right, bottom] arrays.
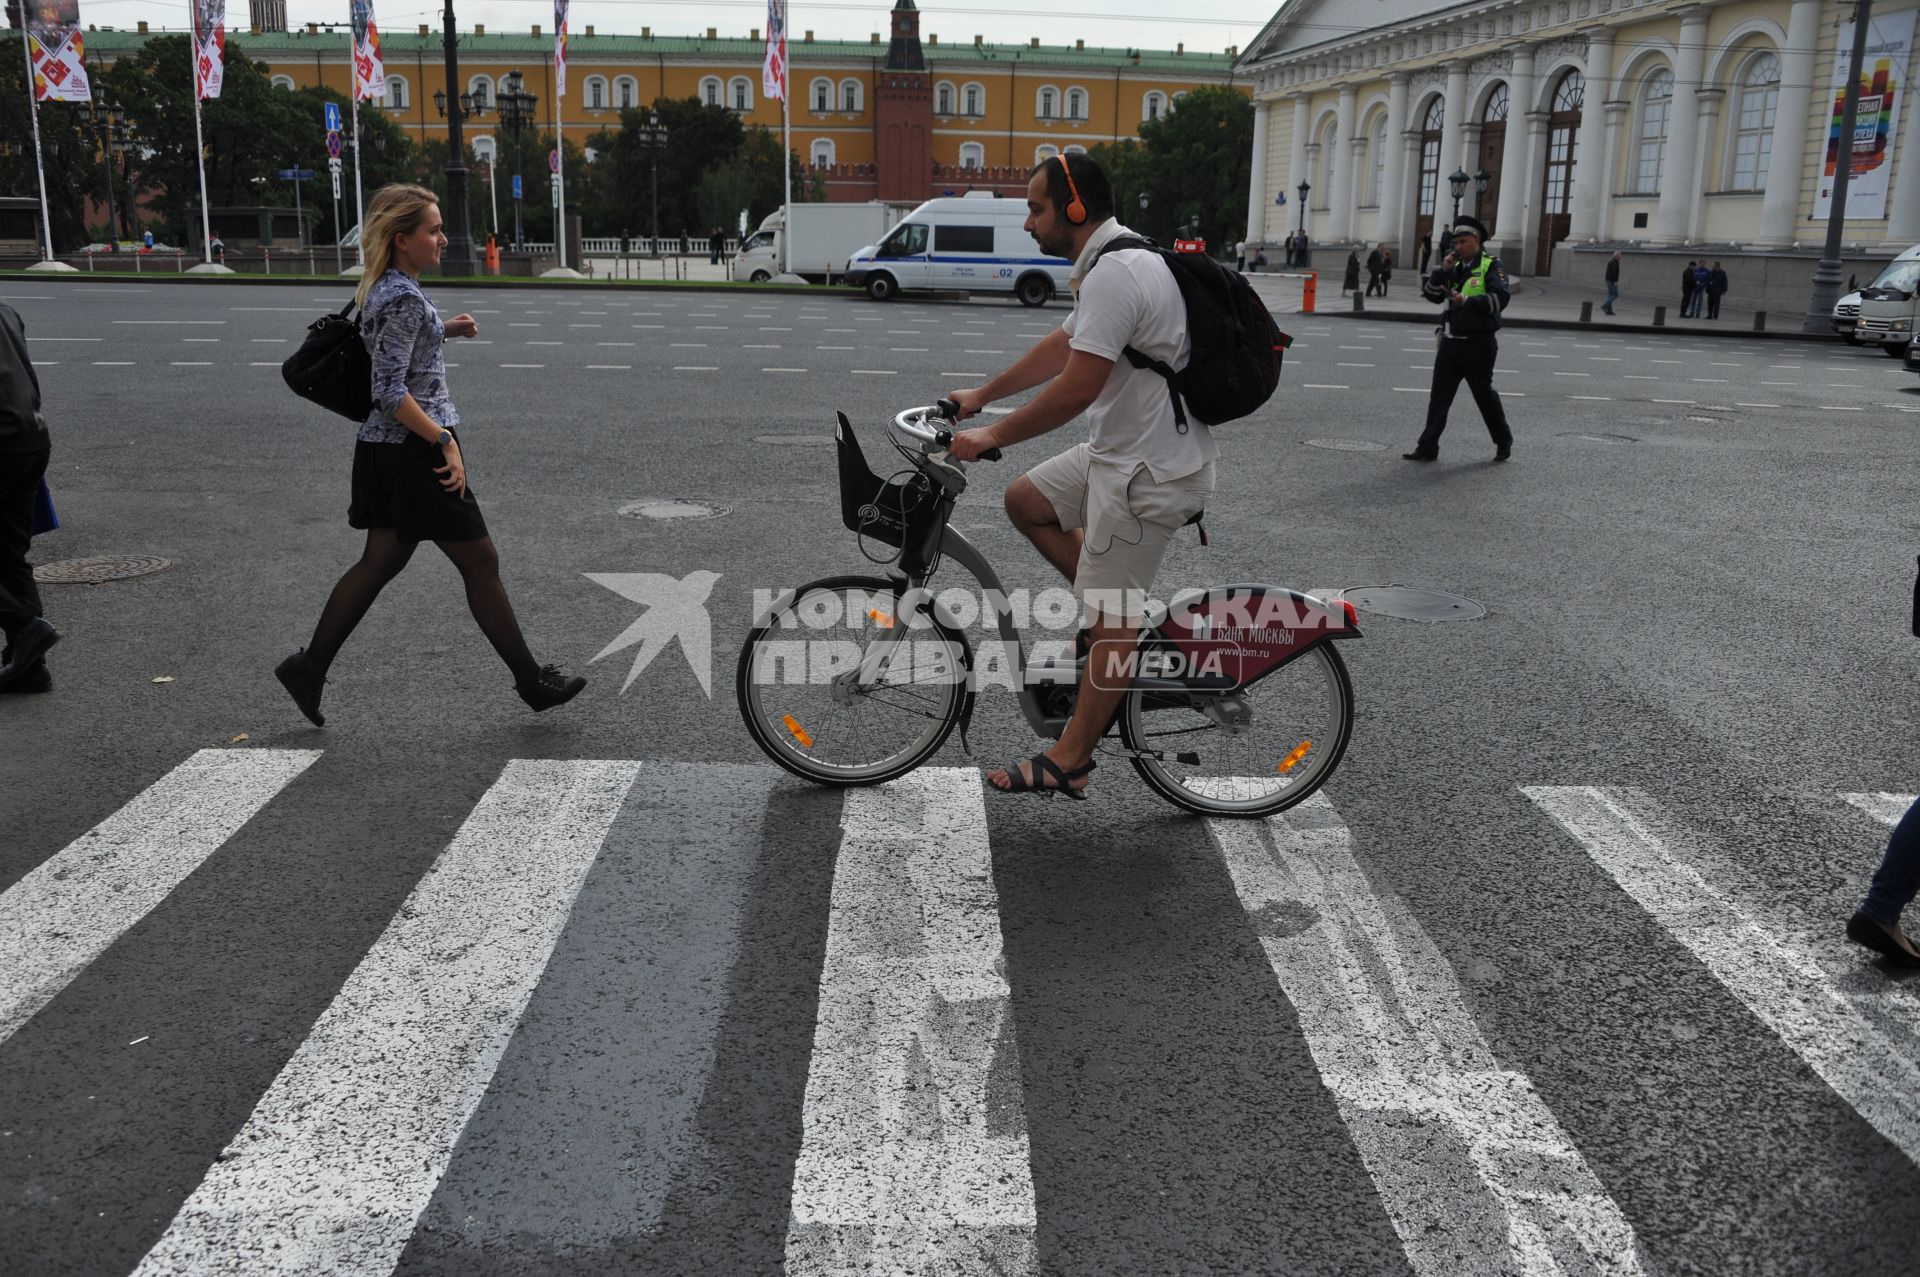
[[384, 75, 408, 109], [584, 76, 607, 110], [1171, 91, 1187, 106], [615, 76, 638, 109], [811, 138, 835, 167], [959, 141, 985, 169], [936, 81, 955, 114], [700, 76, 722, 107], [1634, 68, 1673, 193], [270, 74, 295, 91], [1064, 144, 1087, 155], [963, 83, 983, 116], [1367, 115, 1387, 205], [812, 77, 832, 113], [1038, 86, 1058, 119], [1553, 70, 1584, 112], [1034, 143, 1060, 162], [467, 74, 494, 108], [1484, 82, 1508, 123], [1314, 115, 1337, 209], [840, 79, 862, 112], [1143, 90, 1166, 121], [1066, 87, 1086, 120], [1417, 96, 1443, 218], [1730, 52, 1781, 189], [730, 77, 753, 111]]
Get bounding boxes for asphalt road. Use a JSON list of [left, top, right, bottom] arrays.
[[1, 278, 1917, 1276]]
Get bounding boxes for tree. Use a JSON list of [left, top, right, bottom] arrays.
[[695, 127, 804, 236], [286, 84, 412, 242], [0, 50, 106, 251], [1091, 85, 1253, 251]]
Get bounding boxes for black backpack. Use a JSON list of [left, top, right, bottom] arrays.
[[1092, 235, 1291, 428], [281, 299, 373, 422]]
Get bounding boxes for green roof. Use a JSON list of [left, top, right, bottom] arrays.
[[79, 27, 1234, 74]]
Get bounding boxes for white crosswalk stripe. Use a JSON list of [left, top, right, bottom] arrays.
[[1209, 792, 1649, 1275]]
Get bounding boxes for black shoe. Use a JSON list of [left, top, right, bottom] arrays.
[[0, 618, 59, 691], [1495, 445, 1512, 462], [1602, 307, 1614, 315], [274, 649, 327, 727], [0, 658, 50, 693], [1847, 910, 1920, 967], [517, 664, 586, 712], [1401, 451, 1437, 462]]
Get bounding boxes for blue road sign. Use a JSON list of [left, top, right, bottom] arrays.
[[277, 168, 317, 181], [324, 102, 341, 133], [512, 174, 523, 199], [326, 132, 342, 159]]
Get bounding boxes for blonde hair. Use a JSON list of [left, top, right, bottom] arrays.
[[354, 183, 440, 308]]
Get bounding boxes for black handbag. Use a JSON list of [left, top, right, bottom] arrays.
[[282, 299, 373, 421]]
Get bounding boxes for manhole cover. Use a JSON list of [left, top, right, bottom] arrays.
[[1304, 438, 1388, 452], [1337, 585, 1486, 622], [34, 555, 175, 584], [1558, 431, 1638, 443], [751, 434, 832, 446], [618, 499, 730, 520]]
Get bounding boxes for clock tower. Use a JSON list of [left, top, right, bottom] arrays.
[[874, 0, 932, 201]]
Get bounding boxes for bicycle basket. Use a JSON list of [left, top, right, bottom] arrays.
[[835, 413, 941, 553]]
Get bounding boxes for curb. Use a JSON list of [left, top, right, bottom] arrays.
[[1317, 305, 1850, 342]]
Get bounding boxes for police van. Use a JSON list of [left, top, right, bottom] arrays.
[[843, 192, 1074, 306]]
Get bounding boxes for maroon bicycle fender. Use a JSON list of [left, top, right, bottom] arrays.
[[1150, 586, 1361, 687]]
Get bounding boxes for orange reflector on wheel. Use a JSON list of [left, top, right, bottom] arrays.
[[1275, 740, 1313, 774], [868, 608, 895, 629], [783, 715, 814, 748]]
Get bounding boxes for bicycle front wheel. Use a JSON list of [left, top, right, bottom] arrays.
[[737, 576, 971, 786], [1120, 641, 1354, 819]]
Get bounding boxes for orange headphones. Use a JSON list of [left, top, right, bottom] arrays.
[[1053, 155, 1087, 225]]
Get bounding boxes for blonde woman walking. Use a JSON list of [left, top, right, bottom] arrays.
[[275, 184, 584, 725]]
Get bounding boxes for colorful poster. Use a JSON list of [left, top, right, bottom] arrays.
[[554, 0, 569, 98], [27, 0, 91, 103], [191, 0, 225, 100], [1816, 7, 1915, 219], [350, 0, 384, 102], [763, 0, 787, 101]]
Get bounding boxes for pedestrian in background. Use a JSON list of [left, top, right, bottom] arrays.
[[1418, 235, 1433, 274], [1365, 243, 1385, 296], [1689, 262, 1711, 317], [1282, 231, 1295, 269], [0, 301, 58, 693], [1296, 231, 1311, 268], [1404, 215, 1513, 464], [1343, 245, 1362, 295], [275, 184, 586, 727], [1707, 261, 1728, 319], [1603, 251, 1621, 315], [1379, 245, 1393, 295], [1850, 800, 1920, 966], [1680, 260, 1698, 317], [1252, 246, 1268, 273], [1235, 238, 1247, 272], [708, 226, 725, 266]]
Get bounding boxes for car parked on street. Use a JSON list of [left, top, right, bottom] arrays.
[[1833, 290, 1862, 341], [1853, 245, 1920, 356]]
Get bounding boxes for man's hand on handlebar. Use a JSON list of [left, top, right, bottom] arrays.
[[945, 387, 991, 420], [946, 426, 1002, 463]]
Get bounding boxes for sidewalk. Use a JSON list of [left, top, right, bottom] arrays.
[[1247, 269, 1847, 341]]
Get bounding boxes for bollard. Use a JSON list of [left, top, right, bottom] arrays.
[[1580, 300, 1592, 323], [1352, 289, 1364, 312], [134, 252, 142, 274], [1303, 272, 1318, 313], [1753, 310, 1767, 332], [264, 248, 271, 276], [1652, 304, 1666, 327], [174, 253, 182, 273]]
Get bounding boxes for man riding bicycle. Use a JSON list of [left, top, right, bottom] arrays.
[[947, 154, 1216, 799]]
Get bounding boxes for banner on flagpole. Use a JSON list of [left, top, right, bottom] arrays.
[[763, 0, 787, 100], [350, 0, 385, 102], [191, 0, 225, 99], [554, 0, 569, 97], [27, 0, 91, 103]]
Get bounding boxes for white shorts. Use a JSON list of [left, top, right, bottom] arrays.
[[1024, 443, 1215, 623]]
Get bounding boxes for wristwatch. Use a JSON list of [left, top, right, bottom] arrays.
[[433, 428, 453, 448]]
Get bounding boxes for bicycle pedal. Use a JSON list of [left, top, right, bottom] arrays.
[[1175, 751, 1201, 765]]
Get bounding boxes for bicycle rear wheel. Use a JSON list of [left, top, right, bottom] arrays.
[[1119, 641, 1353, 818], [737, 576, 971, 786]]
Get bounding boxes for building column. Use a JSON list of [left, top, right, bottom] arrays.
[[1567, 26, 1616, 241], [1598, 98, 1629, 241], [1398, 129, 1425, 260], [1377, 72, 1412, 258], [1288, 91, 1311, 236], [1881, 11, 1920, 246], [1327, 82, 1359, 243], [1688, 89, 1725, 242], [1441, 61, 1469, 175], [1246, 99, 1271, 247], [1494, 45, 1536, 260], [1759, 0, 1823, 246], [1653, 5, 1710, 244], [1521, 109, 1552, 273]]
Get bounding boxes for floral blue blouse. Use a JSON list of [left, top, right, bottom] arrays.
[[358, 269, 459, 444]]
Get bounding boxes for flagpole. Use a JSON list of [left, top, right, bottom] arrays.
[[16, 23, 55, 262], [350, 92, 366, 265], [554, 71, 566, 270], [781, 90, 791, 276], [190, 41, 212, 262]]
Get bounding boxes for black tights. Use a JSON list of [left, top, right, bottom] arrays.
[[305, 528, 540, 684]]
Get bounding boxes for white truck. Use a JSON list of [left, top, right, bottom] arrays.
[[730, 202, 904, 284]]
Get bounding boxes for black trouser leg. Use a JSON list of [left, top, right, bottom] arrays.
[[1416, 341, 1469, 454], [0, 446, 50, 643], [1458, 336, 1512, 448]]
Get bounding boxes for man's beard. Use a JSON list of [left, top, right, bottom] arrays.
[[1035, 227, 1073, 258]]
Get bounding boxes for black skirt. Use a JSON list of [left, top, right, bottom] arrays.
[[347, 432, 489, 543]]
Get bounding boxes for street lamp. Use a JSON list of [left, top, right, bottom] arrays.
[[427, 0, 480, 275], [1448, 167, 1470, 221], [1473, 167, 1490, 216], [494, 69, 538, 252], [72, 95, 132, 245], [633, 110, 670, 256], [1296, 180, 1310, 236]]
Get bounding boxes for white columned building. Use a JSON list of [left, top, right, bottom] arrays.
[[1328, 83, 1360, 243], [1245, 101, 1270, 250], [1492, 45, 1534, 262], [1566, 27, 1614, 243], [1652, 6, 1711, 244], [1376, 72, 1411, 258]]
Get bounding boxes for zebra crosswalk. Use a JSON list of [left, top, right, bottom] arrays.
[[1, 749, 1914, 1275]]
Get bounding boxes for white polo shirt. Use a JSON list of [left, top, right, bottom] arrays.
[[1060, 219, 1218, 484]]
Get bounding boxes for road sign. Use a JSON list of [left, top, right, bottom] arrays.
[[550, 173, 561, 206], [277, 168, 317, 181], [328, 156, 342, 173], [548, 148, 560, 174], [324, 101, 341, 133], [512, 174, 523, 200], [326, 132, 342, 159], [332, 170, 342, 200]]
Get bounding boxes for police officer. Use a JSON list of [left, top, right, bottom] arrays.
[[1404, 214, 1513, 463]]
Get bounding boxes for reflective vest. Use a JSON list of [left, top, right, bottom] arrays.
[[1459, 253, 1494, 301]]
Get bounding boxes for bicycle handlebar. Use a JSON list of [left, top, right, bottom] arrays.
[[891, 401, 1003, 462]]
